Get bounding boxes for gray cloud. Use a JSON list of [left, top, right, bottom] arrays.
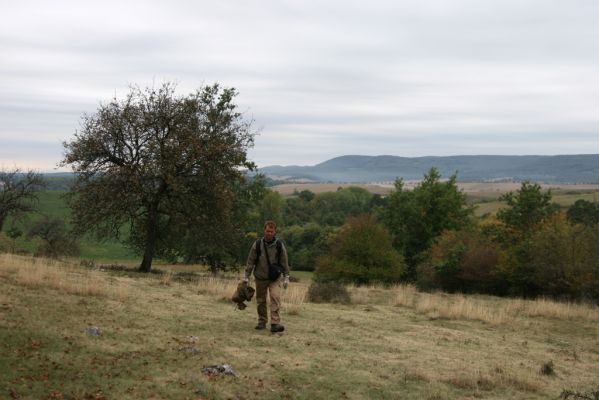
[[1, 0, 598, 170]]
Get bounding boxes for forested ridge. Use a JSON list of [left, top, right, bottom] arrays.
[[258, 154, 599, 183]]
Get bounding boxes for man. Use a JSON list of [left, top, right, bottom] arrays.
[[244, 221, 290, 333]]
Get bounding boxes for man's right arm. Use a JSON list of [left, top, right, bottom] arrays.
[[244, 241, 258, 281]]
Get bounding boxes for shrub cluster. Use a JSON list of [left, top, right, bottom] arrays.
[[314, 215, 406, 285], [0, 233, 13, 253], [416, 215, 599, 302], [308, 179, 599, 303]]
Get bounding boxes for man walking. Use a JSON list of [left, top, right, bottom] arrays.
[[244, 221, 290, 333]]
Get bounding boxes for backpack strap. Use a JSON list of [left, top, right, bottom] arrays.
[[276, 239, 282, 265], [254, 239, 262, 266]]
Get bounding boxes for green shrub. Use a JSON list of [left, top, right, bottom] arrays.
[[417, 228, 507, 294], [280, 223, 335, 271], [0, 233, 14, 253], [27, 217, 79, 258], [314, 214, 406, 285], [525, 214, 599, 302]]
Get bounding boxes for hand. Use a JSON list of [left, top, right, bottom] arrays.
[[242, 277, 249, 283], [283, 276, 289, 289]]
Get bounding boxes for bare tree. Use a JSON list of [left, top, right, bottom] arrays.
[[0, 168, 46, 231]]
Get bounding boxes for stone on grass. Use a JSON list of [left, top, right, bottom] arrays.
[[85, 326, 102, 336], [179, 346, 200, 354], [201, 364, 236, 376]]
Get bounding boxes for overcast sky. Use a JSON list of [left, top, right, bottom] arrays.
[[1, 0, 598, 171]]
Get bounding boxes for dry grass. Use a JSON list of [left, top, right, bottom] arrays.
[[3, 253, 599, 400], [389, 283, 419, 307], [442, 364, 541, 393], [282, 282, 308, 305], [505, 297, 599, 321], [195, 276, 238, 300], [0, 253, 130, 301], [158, 269, 175, 286], [4, 251, 595, 325], [388, 284, 599, 325], [415, 293, 509, 325], [347, 284, 376, 304]]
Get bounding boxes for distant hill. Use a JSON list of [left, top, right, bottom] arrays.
[[258, 154, 599, 183]]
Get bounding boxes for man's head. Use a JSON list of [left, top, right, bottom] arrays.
[[263, 220, 277, 242]]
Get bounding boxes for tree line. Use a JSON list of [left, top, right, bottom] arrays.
[[267, 172, 598, 303]]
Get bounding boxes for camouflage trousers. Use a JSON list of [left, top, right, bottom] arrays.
[[255, 277, 282, 324]]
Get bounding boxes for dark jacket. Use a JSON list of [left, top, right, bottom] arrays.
[[244, 237, 290, 281]]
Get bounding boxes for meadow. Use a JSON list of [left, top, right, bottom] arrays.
[[1, 253, 598, 399], [5, 191, 138, 262], [469, 188, 599, 217]]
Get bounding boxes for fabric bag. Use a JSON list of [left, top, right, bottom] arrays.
[[262, 240, 283, 281], [268, 263, 283, 281]]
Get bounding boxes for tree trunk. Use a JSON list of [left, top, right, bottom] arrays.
[[139, 251, 153, 272], [139, 215, 157, 273]]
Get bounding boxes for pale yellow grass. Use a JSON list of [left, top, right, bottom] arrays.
[[442, 362, 541, 393], [389, 283, 599, 325], [5, 251, 595, 326], [282, 282, 308, 305], [158, 269, 175, 286], [505, 297, 599, 321], [415, 293, 509, 325], [195, 276, 237, 300], [347, 284, 376, 304], [0, 253, 129, 301], [3, 252, 599, 399]]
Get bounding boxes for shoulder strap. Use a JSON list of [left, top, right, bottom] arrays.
[[263, 239, 272, 268], [254, 239, 262, 265], [257, 238, 282, 266], [275, 239, 282, 265]]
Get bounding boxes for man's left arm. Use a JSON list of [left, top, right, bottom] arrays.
[[280, 241, 290, 288]]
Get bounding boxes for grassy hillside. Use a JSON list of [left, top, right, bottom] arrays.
[[1, 253, 598, 399]]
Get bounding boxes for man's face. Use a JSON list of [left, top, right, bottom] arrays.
[[264, 226, 276, 241]]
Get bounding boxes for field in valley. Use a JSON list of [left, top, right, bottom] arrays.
[[1, 253, 598, 399], [272, 183, 395, 196]]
